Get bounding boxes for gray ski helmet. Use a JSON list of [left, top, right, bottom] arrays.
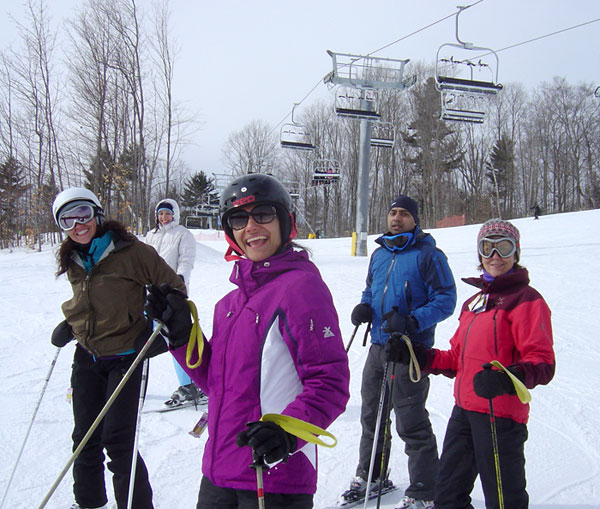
[[52, 187, 104, 229], [220, 173, 293, 245]]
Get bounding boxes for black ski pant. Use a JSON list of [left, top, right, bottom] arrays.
[[196, 475, 313, 508], [356, 344, 438, 500], [434, 405, 528, 509], [71, 345, 153, 509]]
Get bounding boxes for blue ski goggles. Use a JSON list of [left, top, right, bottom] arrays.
[[381, 232, 413, 252]]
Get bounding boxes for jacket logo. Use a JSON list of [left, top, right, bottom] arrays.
[[322, 326, 335, 339]]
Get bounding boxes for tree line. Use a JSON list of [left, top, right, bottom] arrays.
[[225, 67, 599, 237], [1, 1, 598, 249]]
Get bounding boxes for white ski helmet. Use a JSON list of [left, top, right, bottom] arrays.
[[52, 187, 104, 228]]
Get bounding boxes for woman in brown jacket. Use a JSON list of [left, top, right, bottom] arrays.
[[51, 187, 186, 509]]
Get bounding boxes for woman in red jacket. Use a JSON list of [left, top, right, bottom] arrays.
[[385, 219, 555, 509]]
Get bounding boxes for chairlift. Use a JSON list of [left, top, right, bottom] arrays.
[[595, 86, 600, 99], [334, 87, 380, 120], [311, 158, 341, 186], [280, 104, 315, 150], [282, 180, 301, 199], [435, 6, 503, 111], [370, 121, 395, 148], [440, 91, 485, 124]]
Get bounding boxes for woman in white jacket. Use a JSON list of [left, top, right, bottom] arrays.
[[145, 198, 206, 406]]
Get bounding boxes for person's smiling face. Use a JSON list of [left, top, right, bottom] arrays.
[[158, 210, 174, 225], [231, 204, 282, 262], [482, 250, 516, 277], [67, 217, 97, 245]]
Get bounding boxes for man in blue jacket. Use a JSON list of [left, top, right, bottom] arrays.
[[342, 195, 456, 509]]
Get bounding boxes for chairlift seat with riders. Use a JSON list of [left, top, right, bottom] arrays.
[[311, 158, 341, 186]]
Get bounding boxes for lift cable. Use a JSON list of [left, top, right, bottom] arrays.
[[269, 3, 483, 135], [475, 17, 600, 58], [367, 0, 485, 57]]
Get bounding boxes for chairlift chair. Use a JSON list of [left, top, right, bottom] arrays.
[[280, 103, 315, 150], [440, 91, 485, 124], [334, 86, 380, 120], [311, 158, 341, 186], [595, 85, 600, 99], [280, 124, 315, 150], [370, 121, 395, 148], [434, 6, 503, 123]]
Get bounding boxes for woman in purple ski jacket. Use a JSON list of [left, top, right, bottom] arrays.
[[145, 174, 350, 509]]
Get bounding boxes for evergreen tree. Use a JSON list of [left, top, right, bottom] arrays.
[[402, 77, 463, 226], [181, 171, 216, 210], [0, 156, 30, 248], [486, 135, 515, 217]]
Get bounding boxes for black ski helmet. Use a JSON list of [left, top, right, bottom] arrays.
[[220, 173, 294, 248]]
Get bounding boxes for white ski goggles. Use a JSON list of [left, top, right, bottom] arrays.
[[57, 204, 96, 231], [478, 237, 517, 259]]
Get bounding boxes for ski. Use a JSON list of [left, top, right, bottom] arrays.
[[142, 399, 205, 414], [323, 484, 399, 508]]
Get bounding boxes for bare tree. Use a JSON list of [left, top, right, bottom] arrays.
[[222, 119, 279, 176]]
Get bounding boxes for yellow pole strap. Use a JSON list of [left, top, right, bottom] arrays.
[[489, 360, 531, 404], [260, 414, 337, 448], [400, 333, 422, 383], [185, 300, 204, 369]]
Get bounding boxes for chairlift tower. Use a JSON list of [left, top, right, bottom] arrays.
[[435, 6, 503, 123], [325, 50, 415, 256]]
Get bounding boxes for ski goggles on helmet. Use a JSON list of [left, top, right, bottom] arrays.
[[478, 237, 517, 259], [227, 204, 278, 231], [57, 203, 96, 231], [381, 232, 413, 252]]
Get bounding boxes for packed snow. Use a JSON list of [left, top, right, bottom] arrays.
[[1, 209, 599, 508]]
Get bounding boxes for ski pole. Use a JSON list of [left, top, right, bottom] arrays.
[[37, 322, 164, 509], [250, 451, 269, 509], [127, 357, 150, 509], [483, 364, 504, 509], [376, 361, 395, 509], [362, 321, 372, 347], [0, 347, 61, 509], [363, 360, 390, 509], [345, 324, 360, 353]]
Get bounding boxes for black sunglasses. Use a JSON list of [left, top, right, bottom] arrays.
[[227, 204, 278, 231]]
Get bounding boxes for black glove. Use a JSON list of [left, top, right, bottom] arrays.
[[236, 421, 297, 464], [384, 334, 428, 368], [144, 284, 192, 348], [382, 307, 417, 334], [351, 303, 372, 326], [473, 365, 518, 399], [51, 320, 74, 347]]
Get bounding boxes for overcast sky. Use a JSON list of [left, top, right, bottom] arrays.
[[1, 0, 599, 178]]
